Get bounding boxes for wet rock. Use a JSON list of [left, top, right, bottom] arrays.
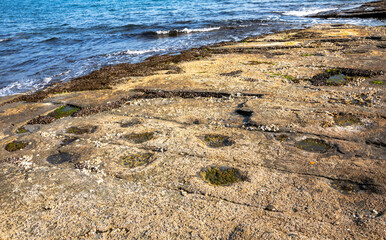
[[48, 105, 80, 119], [295, 138, 331, 153], [309, 1, 386, 19], [46, 153, 74, 165]]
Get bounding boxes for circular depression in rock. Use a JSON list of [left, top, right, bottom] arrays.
[[125, 132, 155, 144], [200, 134, 235, 148], [46, 153, 74, 165], [275, 134, 288, 142], [5, 141, 29, 152], [200, 166, 246, 186], [49, 105, 80, 119], [333, 113, 361, 126], [66, 126, 96, 135], [295, 138, 331, 153], [61, 136, 79, 146], [121, 119, 142, 127], [121, 153, 154, 168]]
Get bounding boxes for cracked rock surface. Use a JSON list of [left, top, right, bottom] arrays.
[[0, 24, 385, 239]]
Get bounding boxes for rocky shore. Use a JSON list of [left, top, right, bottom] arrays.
[[309, 0, 385, 19], [0, 24, 385, 239]]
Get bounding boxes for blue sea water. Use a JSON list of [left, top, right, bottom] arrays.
[[0, 0, 383, 96]]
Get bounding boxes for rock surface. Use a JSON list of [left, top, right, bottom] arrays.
[[309, 0, 386, 19], [0, 24, 385, 239]]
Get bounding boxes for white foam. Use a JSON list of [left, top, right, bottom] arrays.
[[155, 27, 221, 35], [0, 38, 12, 43], [283, 7, 337, 17], [0, 70, 71, 97], [108, 48, 166, 56]]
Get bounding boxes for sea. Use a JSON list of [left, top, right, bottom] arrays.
[[0, 0, 383, 96]]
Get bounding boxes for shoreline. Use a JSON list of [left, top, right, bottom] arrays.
[[0, 23, 385, 238], [1, 1, 385, 102]]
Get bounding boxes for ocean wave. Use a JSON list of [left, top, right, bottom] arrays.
[[0, 70, 71, 97], [157, 27, 221, 34], [0, 38, 12, 43], [282, 7, 337, 17], [143, 27, 221, 37], [107, 48, 166, 57]]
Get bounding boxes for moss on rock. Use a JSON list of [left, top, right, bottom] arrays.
[[200, 166, 246, 186], [49, 105, 80, 119], [125, 132, 155, 144], [333, 113, 361, 126], [201, 134, 234, 148], [121, 153, 154, 168], [5, 141, 29, 152], [16, 127, 28, 134]]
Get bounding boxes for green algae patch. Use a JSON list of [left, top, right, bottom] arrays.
[[16, 127, 28, 134], [333, 113, 361, 126], [310, 68, 381, 86], [201, 134, 235, 148], [295, 138, 331, 153], [275, 134, 288, 142], [48, 105, 80, 119], [282, 75, 294, 81], [370, 80, 385, 85], [121, 153, 154, 168], [5, 141, 29, 152], [125, 132, 155, 144], [327, 73, 352, 85], [200, 166, 247, 186], [66, 126, 95, 135]]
